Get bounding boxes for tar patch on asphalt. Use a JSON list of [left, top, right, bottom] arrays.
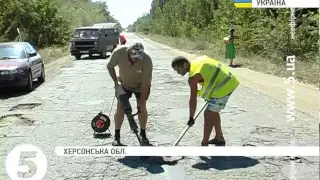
[[0, 114, 35, 127], [9, 103, 42, 111]]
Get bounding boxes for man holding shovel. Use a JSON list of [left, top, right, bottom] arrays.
[[171, 55, 239, 146], [107, 42, 153, 146]]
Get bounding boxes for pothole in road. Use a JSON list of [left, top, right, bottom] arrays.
[[250, 126, 278, 135], [9, 103, 42, 111], [260, 156, 313, 164], [0, 114, 35, 127], [242, 143, 257, 146], [222, 106, 246, 115]]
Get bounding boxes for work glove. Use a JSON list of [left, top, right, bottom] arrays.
[[187, 116, 195, 126]]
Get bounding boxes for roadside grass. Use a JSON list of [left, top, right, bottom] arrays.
[[38, 45, 70, 65], [138, 33, 319, 86]]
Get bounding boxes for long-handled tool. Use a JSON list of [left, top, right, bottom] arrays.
[[145, 102, 209, 164], [172, 101, 209, 146], [117, 90, 148, 146], [161, 65, 234, 161], [161, 102, 209, 162], [127, 112, 144, 146]]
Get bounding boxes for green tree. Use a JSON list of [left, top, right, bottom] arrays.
[[0, 0, 121, 48], [132, 0, 319, 62]]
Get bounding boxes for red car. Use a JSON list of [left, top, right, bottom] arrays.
[[0, 42, 45, 91]]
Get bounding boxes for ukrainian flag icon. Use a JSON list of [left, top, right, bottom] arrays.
[[234, 0, 252, 8]]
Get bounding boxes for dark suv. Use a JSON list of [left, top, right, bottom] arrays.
[[70, 24, 120, 59]]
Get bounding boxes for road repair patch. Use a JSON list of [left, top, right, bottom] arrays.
[[0, 114, 35, 127], [9, 103, 42, 111]]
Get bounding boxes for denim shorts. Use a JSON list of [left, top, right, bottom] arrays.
[[206, 93, 232, 112]]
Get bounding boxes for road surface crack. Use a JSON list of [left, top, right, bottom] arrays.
[[9, 103, 42, 111], [250, 126, 278, 135], [0, 135, 24, 138]]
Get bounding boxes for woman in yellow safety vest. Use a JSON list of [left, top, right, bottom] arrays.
[[171, 55, 240, 146]]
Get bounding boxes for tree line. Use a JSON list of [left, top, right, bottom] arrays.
[[130, 0, 319, 62], [0, 0, 121, 48]]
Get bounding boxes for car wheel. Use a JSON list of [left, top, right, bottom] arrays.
[[100, 51, 107, 59], [75, 54, 81, 60], [25, 71, 33, 92], [111, 45, 117, 53], [38, 65, 45, 83]]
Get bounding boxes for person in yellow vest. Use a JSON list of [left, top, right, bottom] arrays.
[[171, 55, 240, 146]]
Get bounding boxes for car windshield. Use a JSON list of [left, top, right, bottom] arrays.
[[73, 29, 99, 38], [106, 29, 119, 35], [0, 45, 26, 60]]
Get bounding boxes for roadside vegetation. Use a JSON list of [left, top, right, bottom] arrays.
[[129, 0, 319, 85], [0, 0, 120, 64]]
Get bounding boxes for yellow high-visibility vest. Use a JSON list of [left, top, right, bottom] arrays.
[[189, 55, 240, 100]]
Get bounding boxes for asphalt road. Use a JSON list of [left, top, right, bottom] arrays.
[[0, 33, 319, 180]]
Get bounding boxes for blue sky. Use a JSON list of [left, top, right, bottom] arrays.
[[93, 0, 152, 28]]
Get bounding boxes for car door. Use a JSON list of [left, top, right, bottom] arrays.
[[97, 28, 106, 52], [23, 43, 39, 77], [105, 29, 119, 46], [26, 43, 43, 77]]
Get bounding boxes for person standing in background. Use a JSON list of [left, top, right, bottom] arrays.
[[119, 32, 127, 45], [224, 28, 237, 67]]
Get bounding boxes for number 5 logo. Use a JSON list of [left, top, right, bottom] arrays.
[[6, 144, 47, 180]]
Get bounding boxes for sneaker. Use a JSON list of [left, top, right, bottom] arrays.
[[201, 142, 209, 146], [140, 135, 152, 146], [112, 138, 125, 146], [208, 138, 226, 146]]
